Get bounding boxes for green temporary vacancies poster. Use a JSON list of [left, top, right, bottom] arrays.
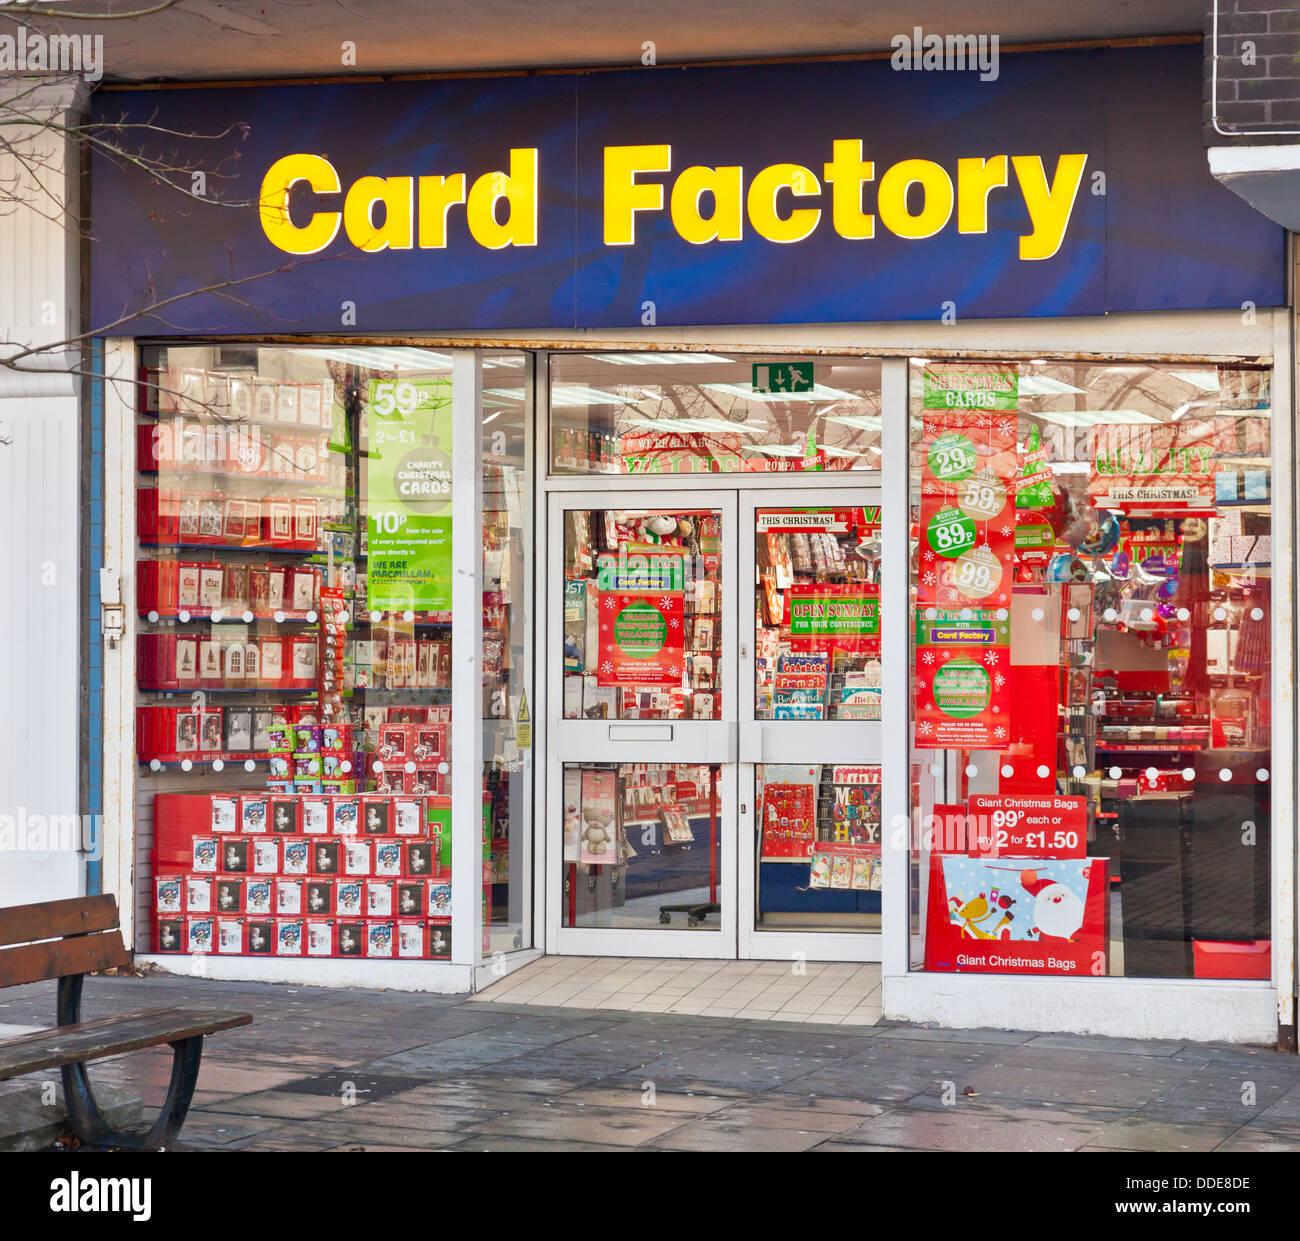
[[366, 376, 453, 612]]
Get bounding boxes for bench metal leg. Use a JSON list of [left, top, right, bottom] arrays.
[[61, 1036, 205, 1151]]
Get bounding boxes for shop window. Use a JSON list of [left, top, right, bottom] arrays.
[[549, 353, 881, 475], [481, 354, 533, 953], [138, 344, 462, 963], [908, 360, 1272, 981], [561, 762, 722, 930], [562, 507, 723, 721]]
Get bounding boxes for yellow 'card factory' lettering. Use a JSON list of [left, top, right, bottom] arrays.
[[259, 142, 1088, 261]]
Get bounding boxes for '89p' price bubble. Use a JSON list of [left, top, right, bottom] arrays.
[[926, 506, 976, 558], [951, 545, 1002, 600], [957, 469, 1006, 522], [927, 432, 977, 483]]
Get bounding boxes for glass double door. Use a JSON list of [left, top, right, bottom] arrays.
[[548, 488, 883, 959]]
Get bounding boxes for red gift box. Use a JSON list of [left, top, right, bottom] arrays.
[[214, 877, 244, 915], [186, 916, 215, 955], [335, 919, 366, 958], [311, 838, 341, 876], [184, 875, 213, 915], [1193, 940, 1271, 980], [215, 917, 246, 955], [403, 838, 436, 879], [330, 796, 360, 836], [155, 917, 185, 953], [274, 878, 304, 917], [365, 919, 395, 958], [305, 918, 336, 957], [220, 838, 250, 874], [427, 917, 451, 959], [246, 919, 276, 955], [364, 879, 394, 918], [360, 796, 392, 836], [269, 797, 301, 835], [304, 879, 336, 916], [394, 881, 427, 917], [154, 874, 185, 915], [251, 837, 280, 875], [343, 838, 372, 877], [396, 918, 426, 959]]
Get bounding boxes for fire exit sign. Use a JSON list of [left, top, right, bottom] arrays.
[[753, 362, 813, 394]]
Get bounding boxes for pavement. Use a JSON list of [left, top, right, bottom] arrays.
[[2, 971, 1299, 1152]]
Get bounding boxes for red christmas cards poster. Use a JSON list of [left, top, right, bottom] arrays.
[[595, 590, 685, 687], [759, 764, 819, 860]]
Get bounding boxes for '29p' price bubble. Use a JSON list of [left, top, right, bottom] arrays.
[[957, 470, 1006, 522], [927, 432, 977, 483], [926, 506, 976, 558]]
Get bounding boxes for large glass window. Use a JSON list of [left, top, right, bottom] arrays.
[[550, 353, 881, 475], [481, 354, 533, 953], [908, 360, 1273, 980], [138, 344, 475, 963]]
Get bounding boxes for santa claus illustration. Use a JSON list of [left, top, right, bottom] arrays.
[[1021, 869, 1085, 942]]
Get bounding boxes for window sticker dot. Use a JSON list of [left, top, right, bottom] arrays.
[[211, 609, 224, 622], [1036, 764, 1050, 778], [403, 610, 415, 623], [1251, 607, 1264, 621], [1139, 608, 1152, 622], [273, 610, 286, 624], [373, 761, 384, 774], [1031, 608, 1044, 622], [1146, 767, 1158, 782], [244, 760, 256, 773], [1103, 608, 1117, 622], [212, 759, 224, 772], [1182, 768, 1195, 781], [370, 610, 382, 624], [149, 759, 162, 772], [306, 610, 318, 623], [404, 761, 416, 774], [925, 608, 937, 620], [341, 760, 352, 774], [178, 610, 190, 623], [1256, 768, 1270, 782], [1067, 608, 1080, 622], [242, 610, 254, 623], [1219, 768, 1232, 782], [995, 608, 1008, 622], [1000, 764, 1014, 777], [1177, 608, 1190, 621], [437, 762, 450, 774], [965, 763, 978, 777], [147, 610, 159, 623], [1214, 607, 1227, 621], [1109, 766, 1122, 779], [180, 759, 193, 772], [1072, 765, 1086, 778], [930, 763, 943, 777]]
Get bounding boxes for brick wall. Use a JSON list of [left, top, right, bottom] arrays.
[[1204, 0, 1300, 144]]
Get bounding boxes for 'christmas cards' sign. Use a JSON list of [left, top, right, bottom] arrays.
[[924, 854, 1109, 975], [914, 607, 1010, 749], [596, 590, 684, 686]]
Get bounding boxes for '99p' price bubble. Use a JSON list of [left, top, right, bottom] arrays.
[[951, 545, 1002, 600], [926, 506, 976, 559], [927, 432, 977, 482], [957, 469, 1006, 522]]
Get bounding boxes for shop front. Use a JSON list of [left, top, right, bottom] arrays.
[[87, 43, 1295, 1042]]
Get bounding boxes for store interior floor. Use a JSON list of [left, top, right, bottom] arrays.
[[472, 957, 883, 1024]]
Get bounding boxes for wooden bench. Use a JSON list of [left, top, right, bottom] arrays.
[[0, 895, 251, 1149]]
